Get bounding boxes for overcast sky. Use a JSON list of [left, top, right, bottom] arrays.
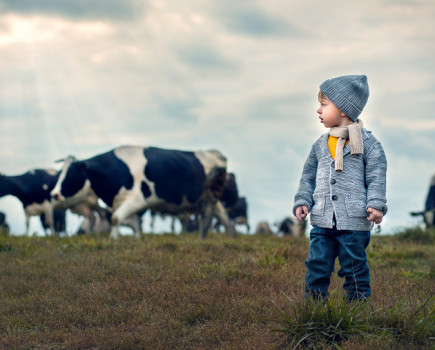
[[1, 0, 434, 235]]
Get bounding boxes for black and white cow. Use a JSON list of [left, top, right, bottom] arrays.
[[276, 216, 307, 237], [0, 169, 64, 235], [0, 168, 105, 236], [50, 146, 236, 239], [411, 174, 435, 228]]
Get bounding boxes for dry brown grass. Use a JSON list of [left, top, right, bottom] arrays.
[[0, 230, 433, 349]]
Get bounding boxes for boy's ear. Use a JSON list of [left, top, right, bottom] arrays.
[[340, 112, 347, 117]]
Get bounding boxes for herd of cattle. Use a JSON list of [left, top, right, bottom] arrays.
[[2, 145, 434, 239], [0, 145, 305, 239]]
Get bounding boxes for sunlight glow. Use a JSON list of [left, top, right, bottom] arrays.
[[0, 16, 57, 45], [0, 15, 111, 46]]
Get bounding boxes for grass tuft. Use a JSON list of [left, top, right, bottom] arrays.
[[394, 226, 435, 245], [273, 291, 372, 349], [274, 292, 435, 349]]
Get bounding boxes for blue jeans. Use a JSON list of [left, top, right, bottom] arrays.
[[304, 225, 371, 301]]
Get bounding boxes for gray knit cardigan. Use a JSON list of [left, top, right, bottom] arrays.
[[293, 128, 387, 231]]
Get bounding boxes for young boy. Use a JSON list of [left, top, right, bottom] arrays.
[[293, 75, 387, 301]]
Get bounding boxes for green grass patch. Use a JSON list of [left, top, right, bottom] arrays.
[[0, 228, 433, 349]]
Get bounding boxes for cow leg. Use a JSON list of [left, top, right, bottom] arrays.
[[25, 212, 32, 236], [78, 216, 91, 234], [71, 204, 96, 234], [121, 215, 142, 238], [212, 201, 236, 238], [150, 213, 156, 233], [91, 212, 101, 233], [178, 213, 189, 233], [170, 217, 176, 233], [110, 199, 145, 239], [78, 212, 96, 234], [95, 214, 112, 234], [44, 208, 55, 236], [110, 225, 120, 239], [132, 215, 142, 237], [199, 205, 213, 239], [90, 204, 112, 234]]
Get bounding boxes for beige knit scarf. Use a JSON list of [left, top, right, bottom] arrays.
[[329, 119, 364, 172]]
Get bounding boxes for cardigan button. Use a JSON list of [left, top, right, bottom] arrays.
[[330, 179, 336, 184], [332, 195, 338, 201]]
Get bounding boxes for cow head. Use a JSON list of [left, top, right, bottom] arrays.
[[51, 155, 91, 208], [195, 149, 228, 198]]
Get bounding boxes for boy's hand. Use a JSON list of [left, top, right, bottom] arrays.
[[367, 207, 383, 224], [296, 205, 309, 222]]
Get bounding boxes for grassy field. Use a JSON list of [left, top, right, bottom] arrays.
[[0, 227, 434, 349]]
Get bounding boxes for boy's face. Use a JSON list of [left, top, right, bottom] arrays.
[[317, 97, 351, 128]]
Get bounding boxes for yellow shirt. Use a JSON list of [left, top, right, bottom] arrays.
[[328, 136, 349, 160]]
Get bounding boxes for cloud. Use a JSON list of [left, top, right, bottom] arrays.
[[0, 0, 147, 21], [247, 93, 313, 121], [176, 43, 240, 73], [154, 97, 200, 122], [213, 2, 302, 37], [382, 129, 435, 162], [221, 9, 293, 36]]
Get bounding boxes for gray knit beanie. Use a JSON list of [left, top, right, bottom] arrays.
[[320, 75, 369, 122]]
